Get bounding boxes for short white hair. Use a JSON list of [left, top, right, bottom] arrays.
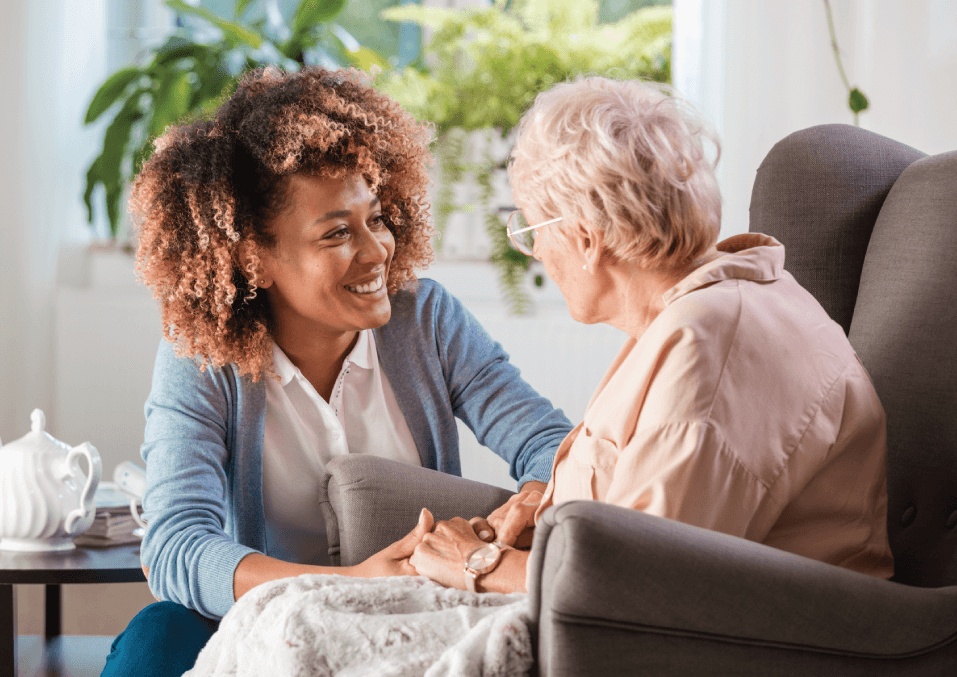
[[509, 77, 722, 270]]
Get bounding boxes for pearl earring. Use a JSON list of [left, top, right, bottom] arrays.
[[582, 264, 588, 271]]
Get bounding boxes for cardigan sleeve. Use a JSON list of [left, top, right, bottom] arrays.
[[429, 282, 573, 486], [139, 340, 258, 620]]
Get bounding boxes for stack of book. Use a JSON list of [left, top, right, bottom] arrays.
[[73, 481, 144, 548]]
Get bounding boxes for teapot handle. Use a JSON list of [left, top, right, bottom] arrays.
[[64, 442, 102, 535]]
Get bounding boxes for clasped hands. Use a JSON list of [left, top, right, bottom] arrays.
[[352, 484, 545, 592]]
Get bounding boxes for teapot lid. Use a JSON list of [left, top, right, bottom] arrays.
[[2, 408, 67, 453]]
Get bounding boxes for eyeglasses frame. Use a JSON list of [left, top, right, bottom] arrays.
[[505, 211, 564, 256]]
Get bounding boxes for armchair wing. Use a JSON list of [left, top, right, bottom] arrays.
[[529, 501, 957, 676], [320, 455, 515, 566]]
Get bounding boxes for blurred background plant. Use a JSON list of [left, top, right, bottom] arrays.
[[83, 0, 671, 312], [82, 0, 393, 240], [377, 0, 672, 312]]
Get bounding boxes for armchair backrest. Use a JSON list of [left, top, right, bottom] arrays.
[[749, 124, 925, 334], [750, 124, 957, 587]]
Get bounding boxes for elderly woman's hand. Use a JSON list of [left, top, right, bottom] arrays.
[[470, 482, 545, 549], [409, 517, 487, 590]]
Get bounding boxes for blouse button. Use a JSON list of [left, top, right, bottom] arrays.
[[900, 504, 917, 528], [946, 510, 957, 530]]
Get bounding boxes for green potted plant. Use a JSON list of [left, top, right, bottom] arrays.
[[376, 0, 672, 312], [83, 0, 385, 242]]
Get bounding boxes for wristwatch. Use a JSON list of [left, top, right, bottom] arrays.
[[464, 541, 511, 592]]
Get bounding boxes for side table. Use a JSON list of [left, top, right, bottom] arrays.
[[0, 543, 146, 676]]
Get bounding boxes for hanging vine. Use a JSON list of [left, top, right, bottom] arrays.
[[823, 0, 869, 126]]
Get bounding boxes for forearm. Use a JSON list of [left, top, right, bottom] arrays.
[[233, 552, 354, 600], [475, 548, 529, 594]]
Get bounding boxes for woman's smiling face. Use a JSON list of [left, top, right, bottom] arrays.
[[259, 173, 395, 344]]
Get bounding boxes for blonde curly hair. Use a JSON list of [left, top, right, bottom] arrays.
[[509, 77, 721, 271], [131, 67, 435, 380]]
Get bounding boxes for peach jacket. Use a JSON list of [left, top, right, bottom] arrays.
[[536, 233, 894, 578]]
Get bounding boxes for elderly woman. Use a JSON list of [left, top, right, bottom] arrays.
[[100, 67, 571, 677], [410, 76, 893, 595]]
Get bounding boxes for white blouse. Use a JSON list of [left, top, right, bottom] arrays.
[[262, 329, 420, 564]]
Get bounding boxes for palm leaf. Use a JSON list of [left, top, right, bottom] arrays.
[[235, 0, 256, 18], [149, 69, 193, 137], [165, 0, 262, 48], [84, 67, 143, 124], [292, 0, 347, 35]]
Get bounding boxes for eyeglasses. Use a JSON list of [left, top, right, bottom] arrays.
[[505, 210, 563, 256]]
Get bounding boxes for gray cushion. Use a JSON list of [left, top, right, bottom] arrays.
[[849, 151, 957, 587], [749, 124, 925, 334]]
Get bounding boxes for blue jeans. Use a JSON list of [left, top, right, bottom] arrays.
[[101, 601, 219, 677]]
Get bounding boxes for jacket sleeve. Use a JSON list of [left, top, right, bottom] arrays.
[[430, 283, 573, 487], [139, 340, 258, 620]]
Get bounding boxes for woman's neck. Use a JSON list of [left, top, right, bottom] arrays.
[[600, 248, 722, 340], [272, 324, 360, 402]]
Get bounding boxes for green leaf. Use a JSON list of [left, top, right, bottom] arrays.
[[191, 76, 240, 121], [282, 0, 347, 60], [105, 180, 124, 238], [85, 94, 144, 232], [150, 69, 194, 137], [83, 157, 102, 223], [849, 87, 869, 114], [235, 0, 255, 18], [343, 46, 388, 72], [165, 0, 262, 48], [292, 0, 347, 36], [151, 36, 214, 69], [84, 67, 143, 124], [131, 139, 154, 177]]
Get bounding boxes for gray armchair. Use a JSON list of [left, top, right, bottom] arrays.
[[318, 124, 957, 674]]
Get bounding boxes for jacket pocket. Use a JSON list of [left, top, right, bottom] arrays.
[[553, 432, 620, 502]]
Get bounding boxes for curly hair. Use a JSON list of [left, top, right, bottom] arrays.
[[131, 67, 435, 380], [509, 77, 721, 271]]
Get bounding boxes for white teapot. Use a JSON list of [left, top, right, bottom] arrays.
[[0, 409, 102, 551]]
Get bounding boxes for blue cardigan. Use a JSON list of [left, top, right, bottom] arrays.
[[140, 279, 572, 619]]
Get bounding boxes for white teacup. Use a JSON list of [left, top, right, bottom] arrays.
[[113, 461, 147, 529]]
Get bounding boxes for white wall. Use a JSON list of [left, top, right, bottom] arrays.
[[0, 1, 27, 443], [674, 0, 957, 240], [0, 0, 176, 449], [0, 0, 110, 445]]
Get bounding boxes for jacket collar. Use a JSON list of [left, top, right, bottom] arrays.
[[270, 329, 375, 387], [662, 233, 785, 306]]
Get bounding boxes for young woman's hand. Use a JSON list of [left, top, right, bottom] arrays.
[[350, 508, 434, 578], [470, 482, 545, 549]]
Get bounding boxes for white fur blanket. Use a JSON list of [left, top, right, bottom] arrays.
[[184, 575, 532, 677]]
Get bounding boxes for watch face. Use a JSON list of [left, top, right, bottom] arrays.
[[466, 543, 501, 574]]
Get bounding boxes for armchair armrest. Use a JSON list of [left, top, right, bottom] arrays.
[[528, 501, 957, 676], [321, 456, 515, 566]]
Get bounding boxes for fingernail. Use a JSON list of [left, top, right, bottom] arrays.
[[479, 530, 491, 540]]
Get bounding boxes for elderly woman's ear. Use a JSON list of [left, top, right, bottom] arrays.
[[573, 220, 606, 272]]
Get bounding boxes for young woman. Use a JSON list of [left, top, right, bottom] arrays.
[[100, 66, 571, 676]]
